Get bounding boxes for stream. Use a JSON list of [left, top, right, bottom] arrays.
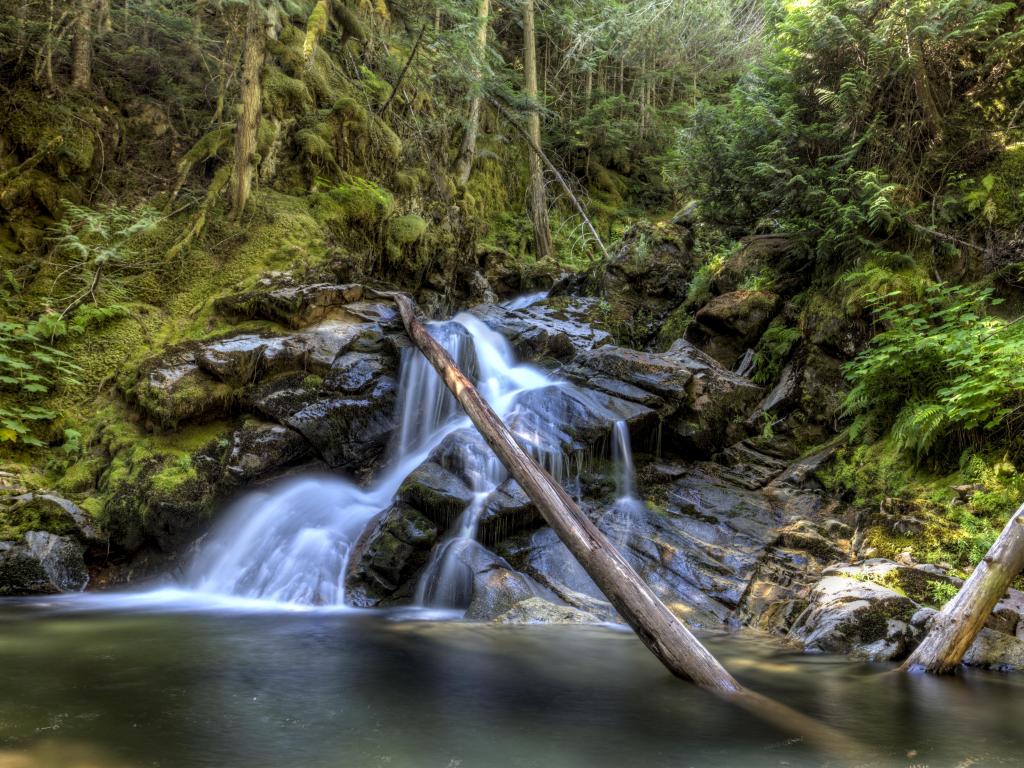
[[2, 600, 1024, 767], [3, 296, 1024, 767]]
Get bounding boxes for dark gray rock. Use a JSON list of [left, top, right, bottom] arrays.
[[223, 420, 313, 484], [0, 532, 89, 595], [566, 341, 761, 456], [215, 282, 365, 328], [469, 297, 612, 362], [346, 503, 438, 607]]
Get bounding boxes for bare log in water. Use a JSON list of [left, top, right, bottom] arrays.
[[903, 500, 1024, 674]]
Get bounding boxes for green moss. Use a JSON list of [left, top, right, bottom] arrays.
[[263, 66, 313, 120], [314, 176, 396, 231], [752, 323, 801, 385], [0, 499, 78, 542], [656, 305, 693, 350], [822, 438, 1024, 576], [388, 214, 427, 244]]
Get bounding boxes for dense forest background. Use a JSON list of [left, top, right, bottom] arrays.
[[1, 0, 1023, 577]]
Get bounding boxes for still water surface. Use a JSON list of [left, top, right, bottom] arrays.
[[1, 599, 1022, 767]]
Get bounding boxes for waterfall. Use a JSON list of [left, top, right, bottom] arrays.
[[611, 421, 637, 500], [608, 420, 644, 547], [187, 307, 557, 609]]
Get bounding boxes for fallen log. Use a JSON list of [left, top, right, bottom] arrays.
[[903, 499, 1024, 674]]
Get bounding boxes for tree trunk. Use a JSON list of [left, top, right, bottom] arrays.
[[229, 0, 266, 221], [490, 98, 608, 262], [71, 0, 95, 90], [453, 0, 490, 186], [522, 0, 553, 261], [903, 500, 1024, 674]]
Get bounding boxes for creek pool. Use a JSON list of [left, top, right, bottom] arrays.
[[1, 596, 1022, 767]]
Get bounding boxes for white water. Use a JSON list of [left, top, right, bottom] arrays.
[[608, 420, 645, 547], [187, 309, 560, 609]]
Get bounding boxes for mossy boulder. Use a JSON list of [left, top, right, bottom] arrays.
[[214, 282, 364, 328], [128, 345, 235, 430], [789, 573, 921, 660], [687, 290, 781, 367]]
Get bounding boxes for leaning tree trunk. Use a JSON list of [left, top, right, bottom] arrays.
[[229, 0, 266, 221], [903, 500, 1024, 674], [71, 0, 95, 90], [453, 0, 490, 186], [521, 0, 553, 261]]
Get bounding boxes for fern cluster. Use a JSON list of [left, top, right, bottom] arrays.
[[844, 284, 1024, 460]]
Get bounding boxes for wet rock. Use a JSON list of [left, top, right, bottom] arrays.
[[687, 290, 781, 367], [129, 346, 234, 429], [964, 628, 1024, 671], [510, 384, 656, 454], [223, 420, 313, 484], [0, 532, 88, 595], [215, 282, 364, 328], [464, 556, 547, 620], [253, 351, 397, 470], [495, 597, 598, 624], [469, 297, 612, 362], [789, 575, 921, 660], [346, 503, 438, 607], [617, 465, 781, 626], [398, 461, 474, 528], [568, 341, 760, 455]]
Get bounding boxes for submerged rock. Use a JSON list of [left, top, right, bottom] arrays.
[[495, 597, 598, 624], [0, 532, 88, 595]]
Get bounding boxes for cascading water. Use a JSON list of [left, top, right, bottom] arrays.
[[187, 307, 558, 609], [611, 421, 637, 500], [607, 420, 644, 547]]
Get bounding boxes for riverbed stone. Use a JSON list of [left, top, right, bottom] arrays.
[[788, 575, 921, 660], [495, 596, 598, 624], [0, 532, 88, 595]]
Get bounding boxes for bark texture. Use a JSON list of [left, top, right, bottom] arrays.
[[229, 0, 266, 220], [522, 0, 553, 261], [453, 0, 490, 185], [71, 0, 95, 90], [903, 500, 1024, 674]]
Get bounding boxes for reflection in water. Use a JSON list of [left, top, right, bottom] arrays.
[[1, 604, 1023, 767]]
